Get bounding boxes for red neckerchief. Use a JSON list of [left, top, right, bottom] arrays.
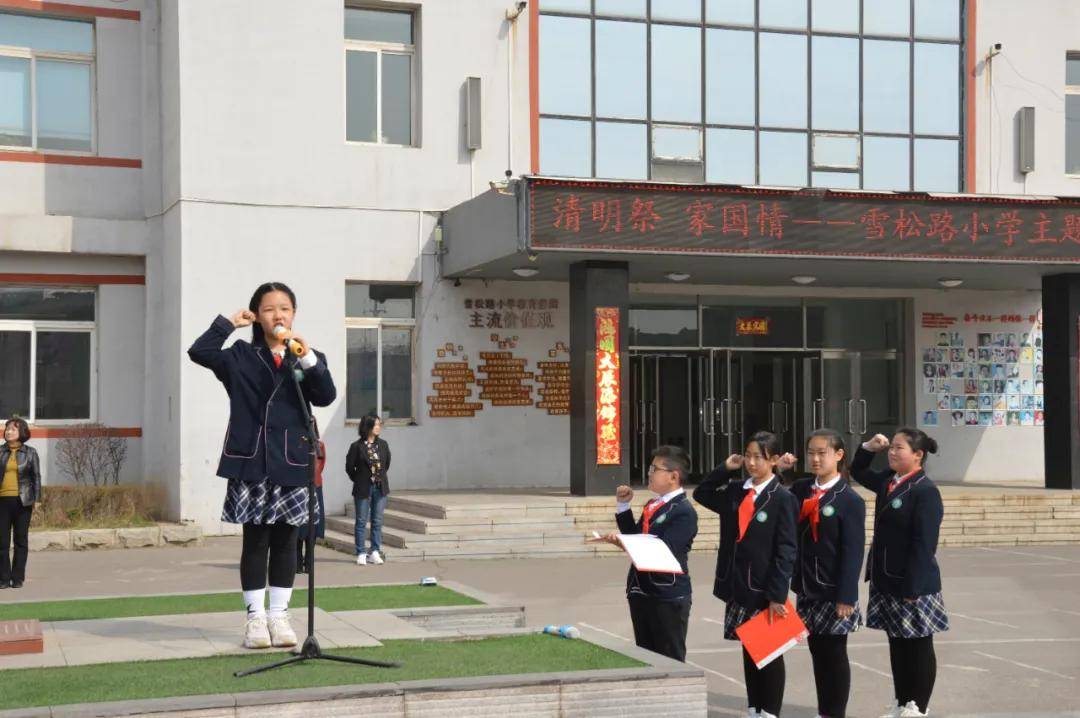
[[799, 486, 828, 542], [737, 489, 756, 542], [272, 353, 283, 369], [887, 469, 920, 494], [642, 498, 664, 533]]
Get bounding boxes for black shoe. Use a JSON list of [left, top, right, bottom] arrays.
[[296, 564, 306, 574], [10, 581, 22, 588], [0, 583, 7, 589]]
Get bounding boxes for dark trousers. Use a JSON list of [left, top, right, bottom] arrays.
[[808, 634, 851, 717], [627, 595, 691, 662], [0, 497, 32, 585], [240, 522, 298, 591], [889, 636, 937, 713], [743, 648, 786, 716]]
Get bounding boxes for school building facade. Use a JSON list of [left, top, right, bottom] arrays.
[[1, 0, 1079, 531]]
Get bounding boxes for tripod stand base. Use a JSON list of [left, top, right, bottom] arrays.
[[235, 636, 400, 678]]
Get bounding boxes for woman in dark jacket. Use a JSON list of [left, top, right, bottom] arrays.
[[188, 282, 335, 650], [0, 417, 41, 589], [345, 414, 390, 566]]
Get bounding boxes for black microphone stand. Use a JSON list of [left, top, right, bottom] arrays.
[[236, 348, 399, 677]]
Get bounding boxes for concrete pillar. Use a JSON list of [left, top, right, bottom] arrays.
[[569, 261, 630, 495], [1042, 274, 1080, 489]]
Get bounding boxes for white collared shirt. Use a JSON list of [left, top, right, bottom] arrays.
[[617, 486, 685, 514], [742, 475, 775, 495], [813, 475, 842, 492]]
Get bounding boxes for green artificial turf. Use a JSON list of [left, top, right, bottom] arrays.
[[0, 635, 644, 709], [0, 584, 480, 623]]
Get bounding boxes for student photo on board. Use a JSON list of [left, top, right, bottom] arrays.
[[951, 411, 964, 427], [978, 333, 992, 347], [922, 411, 938, 426]]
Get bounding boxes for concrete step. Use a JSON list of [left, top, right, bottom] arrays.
[[322, 528, 425, 561]]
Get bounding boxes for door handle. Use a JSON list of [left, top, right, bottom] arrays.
[[846, 399, 856, 434], [859, 399, 868, 435], [781, 401, 790, 432], [768, 402, 776, 432], [638, 400, 646, 436], [719, 398, 729, 436], [813, 398, 824, 430]]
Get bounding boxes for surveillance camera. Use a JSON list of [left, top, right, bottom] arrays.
[[517, 1, 527, 9], [994, 42, 1002, 51]]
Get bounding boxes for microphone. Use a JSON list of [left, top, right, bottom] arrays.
[[272, 325, 306, 356]]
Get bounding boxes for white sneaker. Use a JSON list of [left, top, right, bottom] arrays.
[[356, 553, 367, 565], [898, 701, 927, 717], [370, 550, 384, 565], [758, 711, 778, 718], [267, 613, 297, 647], [243, 614, 271, 649], [879, 702, 901, 718]]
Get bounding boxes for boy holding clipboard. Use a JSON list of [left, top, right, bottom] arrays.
[[597, 445, 698, 662]]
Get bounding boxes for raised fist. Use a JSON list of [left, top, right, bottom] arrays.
[[615, 485, 634, 503], [865, 433, 890, 452], [230, 309, 256, 328]]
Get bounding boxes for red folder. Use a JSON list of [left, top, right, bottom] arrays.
[[733, 599, 808, 669]]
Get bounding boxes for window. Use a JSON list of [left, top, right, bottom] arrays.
[[344, 7, 415, 145], [345, 284, 416, 423], [0, 287, 95, 421], [537, 0, 965, 191], [1067, 53, 1080, 175], [0, 12, 94, 153]]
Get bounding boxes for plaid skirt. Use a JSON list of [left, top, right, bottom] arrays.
[[866, 585, 949, 639], [796, 597, 863, 636], [722, 601, 762, 641], [221, 478, 316, 527]]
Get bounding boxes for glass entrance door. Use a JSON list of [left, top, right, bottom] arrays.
[[819, 351, 900, 471], [630, 353, 697, 484]]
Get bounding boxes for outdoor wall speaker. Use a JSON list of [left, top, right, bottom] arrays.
[[466, 77, 482, 151], [1018, 106, 1035, 174]]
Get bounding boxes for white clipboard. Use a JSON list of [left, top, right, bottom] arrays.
[[615, 533, 684, 574]]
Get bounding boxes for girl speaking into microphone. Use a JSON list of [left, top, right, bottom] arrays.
[[188, 282, 336, 650]]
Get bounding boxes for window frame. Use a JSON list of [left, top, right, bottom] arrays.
[[343, 7, 418, 148], [0, 318, 97, 424], [344, 283, 418, 426], [537, 0, 965, 192], [1066, 51, 1080, 178], [0, 12, 96, 156]]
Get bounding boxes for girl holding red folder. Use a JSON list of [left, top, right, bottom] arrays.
[[694, 430, 798, 718], [852, 428, 948, 718], [787, 429, 866, 718]]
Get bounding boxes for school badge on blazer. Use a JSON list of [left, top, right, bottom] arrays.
[[756, 510, 768, 522], [822, 505, 835, 517], [891, 497, 903, 509]]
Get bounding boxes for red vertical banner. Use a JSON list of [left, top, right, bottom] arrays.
[[595, 307, 621, 465]]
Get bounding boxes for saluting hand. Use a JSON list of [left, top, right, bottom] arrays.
[[230, 309, 256, 328], [615, 485, 634, 503], [865, 433, 890, 452], [724, 454, 744, 471], [836, 603, 855, 619], [777, 452, 797, 472]]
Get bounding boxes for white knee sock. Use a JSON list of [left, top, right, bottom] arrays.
[[242, 588, 266, 617], [268, 585, 292, 618]]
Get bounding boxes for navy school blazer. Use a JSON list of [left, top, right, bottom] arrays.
[[616, 491, 698, 602], [788, 477, 866, 606], [693, 468, 798, 611], [850, 447, 944, 599], [188, 315, 337, 488]]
